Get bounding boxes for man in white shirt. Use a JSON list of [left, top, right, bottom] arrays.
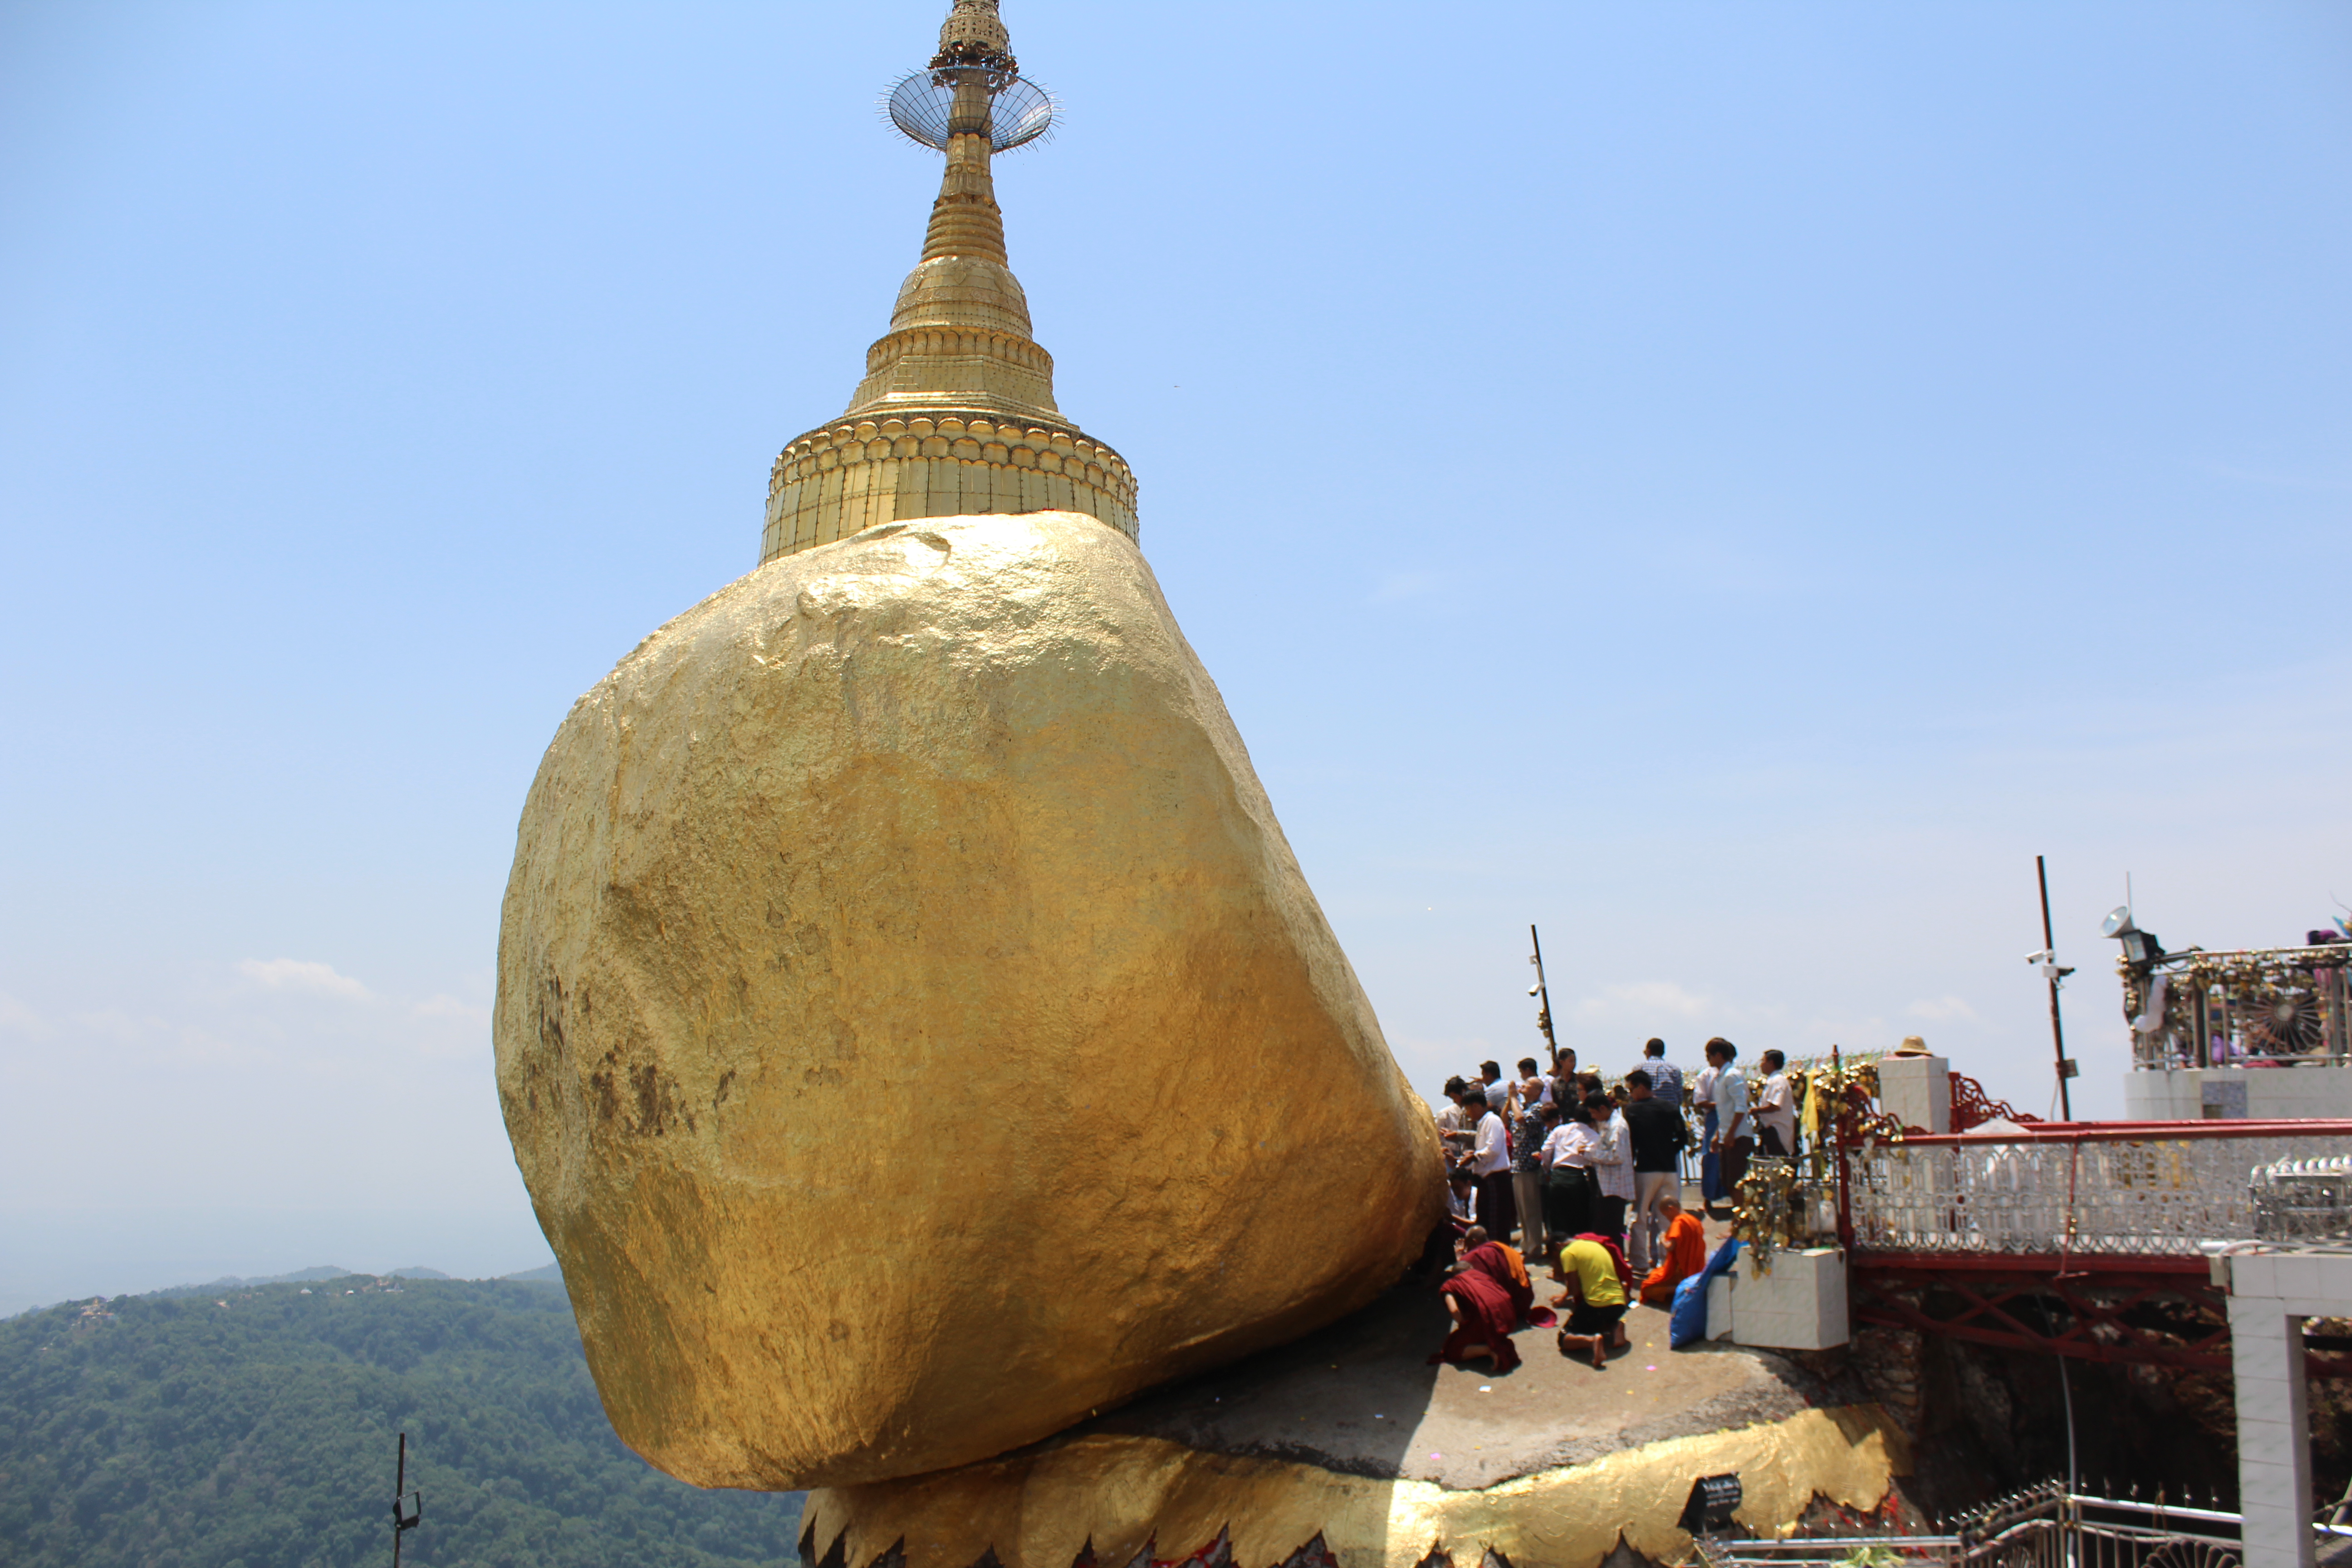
[[1434, 1076, 1475, 1156], [1690, 1057, 1721, 1206], [1705, 1038, 1753, 1214], [1464, 1087, 1519, 1253], [1593, 1093, 1636, 1244], [1447, 1167, 1479, 1230], [1755, 1049, 1797, 1157]]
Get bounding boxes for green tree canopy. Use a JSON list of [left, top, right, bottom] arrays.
[[0, 1278, 803, 1568]]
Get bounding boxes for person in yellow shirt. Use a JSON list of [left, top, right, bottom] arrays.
[[1553, 1235, 1631, 1369]]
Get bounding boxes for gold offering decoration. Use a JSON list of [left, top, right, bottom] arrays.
[[1730, 1156, 1807, 1276], [2121, 944, 2352, 1068]]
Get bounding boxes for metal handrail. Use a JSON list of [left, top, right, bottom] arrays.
[[1887, 1120, 2352, 1148], [1844, 1121, 2352, 1260], [1690, 1484, 2265, 1568]]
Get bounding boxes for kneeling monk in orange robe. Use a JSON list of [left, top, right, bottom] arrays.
[[1639, 1196, 1708, 1305]]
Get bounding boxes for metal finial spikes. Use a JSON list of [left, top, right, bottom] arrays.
[[885, 0, 1057, 154], [883, 72, 1055, 155]]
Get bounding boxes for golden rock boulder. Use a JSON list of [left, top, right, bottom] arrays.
[[494, 511, 1445, 1490]]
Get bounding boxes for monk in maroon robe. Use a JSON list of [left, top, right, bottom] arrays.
[[1433, 1229, 1524, 1372], [1460, 1240, 1557, 1329]]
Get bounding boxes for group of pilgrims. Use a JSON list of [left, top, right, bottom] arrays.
[[1426, 1036, 1796, 1371]]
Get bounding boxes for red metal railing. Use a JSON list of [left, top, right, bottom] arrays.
[[1837, 1118, 2352, 1371]]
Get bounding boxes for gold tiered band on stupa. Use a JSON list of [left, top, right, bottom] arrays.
[[760, 416, 1136, 564], [759, 0, 1135, 565]]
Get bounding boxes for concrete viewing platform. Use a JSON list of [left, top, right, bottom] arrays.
[[803, 1213, 1911, 1568], [1085, 1267, 1819, 1494]]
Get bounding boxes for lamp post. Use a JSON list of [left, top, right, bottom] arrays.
[[2034, 856, 2078, 1122], [1528, 924, 1561, 1069]]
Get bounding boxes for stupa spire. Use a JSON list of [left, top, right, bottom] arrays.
[[758, 0, 1136, 566], [931, 0, 1017, 71], [916, 88, 1009, 267], [912, 0, 1016, 266]]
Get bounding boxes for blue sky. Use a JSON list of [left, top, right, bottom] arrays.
[[3, 1, 2347, 1314]]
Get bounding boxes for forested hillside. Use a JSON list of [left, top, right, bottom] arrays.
[[0, 1277, 804, 1568]]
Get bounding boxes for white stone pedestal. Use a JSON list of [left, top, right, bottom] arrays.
[[2126, 1066, 2352, 1122], [1711, 1247, 1849, 1350], [1877, 1054, 1951, 1134]]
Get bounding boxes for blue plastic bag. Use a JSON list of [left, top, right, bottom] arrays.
[[1668, 1236, 1743, 1348]]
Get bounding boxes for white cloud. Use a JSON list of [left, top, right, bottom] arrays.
[[1905, 995, 1979, 1023], [61, 1007, 275, 1068], [1572, 980, 1717, 1026], [236, 958, 375, 1003], [0, 991, 49, 1038], [65, 1007, 172, 1045]]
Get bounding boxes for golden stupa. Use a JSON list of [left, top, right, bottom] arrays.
[[758, 0, 1137, 563]]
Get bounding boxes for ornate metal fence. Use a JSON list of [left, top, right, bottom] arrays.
[[1695, 1485, 2253, 1568], [2122, 945, 2351, 1071], [1844, 1122, 2352, 1259]]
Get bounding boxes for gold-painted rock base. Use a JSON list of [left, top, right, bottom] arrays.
[[495, 511, 1444, 1491], [804, 1407, 1912, 1568]]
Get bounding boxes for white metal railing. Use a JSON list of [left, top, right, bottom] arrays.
[[1846, 1122, 2352, 1258]]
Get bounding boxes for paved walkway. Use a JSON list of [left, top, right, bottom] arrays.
[[1088, 1200, 1817, 1491]]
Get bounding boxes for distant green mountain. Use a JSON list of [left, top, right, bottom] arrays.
[[0, 1277, 803, 1568], [142, 1265, 358, 1300]]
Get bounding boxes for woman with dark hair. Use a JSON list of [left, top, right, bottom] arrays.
[[1539, 1102, 1599, 1265], [1589, 1084, 1635, 1247]]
